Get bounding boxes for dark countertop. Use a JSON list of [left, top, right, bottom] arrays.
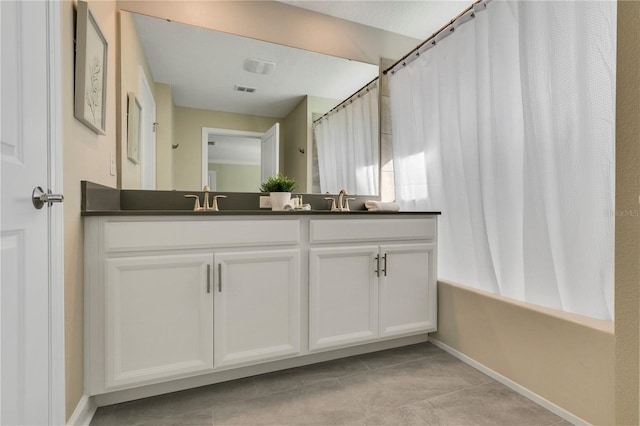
[[82, 209, 441, 216], [81, 181, 441, 217]]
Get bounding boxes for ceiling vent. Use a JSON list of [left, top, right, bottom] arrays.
[[234, 85, 257, 93], [243, 59, 276, 75]]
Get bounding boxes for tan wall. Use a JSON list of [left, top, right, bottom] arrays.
[[118, 10, 155, 189], [62, 0, 118, 420], [615, 1, 640, 424], [173, 106, 280, 190], [431, 281, 615, 425], [282, 98, 308, 190], [155, 82, 174, 189], [208, 163, 260, 192]]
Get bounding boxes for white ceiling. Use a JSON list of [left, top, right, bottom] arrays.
[[279, 1, 470, 40], [133, 14, 379, 118], [132, 1, 470, 118]]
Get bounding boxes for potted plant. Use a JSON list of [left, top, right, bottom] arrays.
[[260, 173, 297, 211]]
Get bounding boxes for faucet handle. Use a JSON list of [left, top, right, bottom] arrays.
[[343, 197, 356, 212], [184, 194, 202, 211], [324, 197, 338, 212], [212, 195, 227, 211]]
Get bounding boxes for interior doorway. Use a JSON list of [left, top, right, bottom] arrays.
[[201, 124, 279, 192]]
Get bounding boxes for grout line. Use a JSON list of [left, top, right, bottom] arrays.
[[355, 355, 373, 372], [250, 376, 260, 399], [336, 376, 372, 417], [357, 350, 448, 373], [376, 380, 495, 416], [549, 419, 572, 426], [334, 356, 373, 376], [253, 376, 343, 399], [426, 380, 495, 403]]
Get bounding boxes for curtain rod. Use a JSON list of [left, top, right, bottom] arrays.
[[383, 0, 484, 75], [313, 77, 379, 124]]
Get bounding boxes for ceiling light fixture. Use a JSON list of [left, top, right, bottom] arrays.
[[243, 59, 276, 75]]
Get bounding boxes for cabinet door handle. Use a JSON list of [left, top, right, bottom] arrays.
[[382, 253, 388, 277], [374, 254, 380, 277], [218, 264, 222, 292], [207, 264, 211, 293]]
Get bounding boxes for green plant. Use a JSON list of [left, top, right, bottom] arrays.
[[259, 173, 296, 193]]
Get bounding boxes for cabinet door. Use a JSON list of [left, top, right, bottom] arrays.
[[309, 246, 379, 351], [104, 254, 214, 389], [214, 249, 301, 368], [379, 243, 437, 337]]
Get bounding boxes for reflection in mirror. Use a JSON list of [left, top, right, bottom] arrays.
[[314, 79, 379, 195], [204, 128, 262, 192], [120, 11, 380, 194]]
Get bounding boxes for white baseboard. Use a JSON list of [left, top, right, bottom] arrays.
[[428, 338, 589, 426], [66, 394, 97, 426]]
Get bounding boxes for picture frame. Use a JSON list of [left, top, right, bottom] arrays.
[[74, 0, 107, 135], [127, 92, 142, 164]]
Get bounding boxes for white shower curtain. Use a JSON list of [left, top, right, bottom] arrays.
[[389, 1, 616, 321], [314, 85, 379, 195]]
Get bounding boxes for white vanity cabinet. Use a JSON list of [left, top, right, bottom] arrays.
[[308, 218, 437, 352], [214, 249, 301, 368], [84, 213, 437, 401], [84, 217, 301, 394], [103, 253, 214, 389], [378, 243, 437, 337], [309, 246, 379, 350]]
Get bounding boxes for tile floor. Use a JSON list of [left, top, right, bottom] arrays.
[[91, 343, 569, 425]]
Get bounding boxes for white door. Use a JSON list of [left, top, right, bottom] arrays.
[[214, 249, 300, 368], [260, 122, 279, 182], [1, 1, 64, 424], [208, 171, 217, 191], [139, 67, 156, 189], [379, 244, 437, 337], [104, 254, 214, 389], [309, 246, 379, 351]]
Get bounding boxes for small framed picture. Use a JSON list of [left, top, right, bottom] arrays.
[[127, 93, 142, 164], [74, 0, 107, 135]]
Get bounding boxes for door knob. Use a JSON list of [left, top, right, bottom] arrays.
[[32, 186, 64, 209]]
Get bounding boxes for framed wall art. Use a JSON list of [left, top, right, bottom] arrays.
[[127, 92, 142, 164], [74, 0, 107, 135]]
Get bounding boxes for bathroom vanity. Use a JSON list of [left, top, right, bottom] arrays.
[[82, 186, 439, 404]]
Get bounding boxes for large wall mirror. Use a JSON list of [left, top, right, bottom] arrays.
[[119, 9, 381, 195]]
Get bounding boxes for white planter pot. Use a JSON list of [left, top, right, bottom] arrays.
[[270, 192, 291, 211]]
